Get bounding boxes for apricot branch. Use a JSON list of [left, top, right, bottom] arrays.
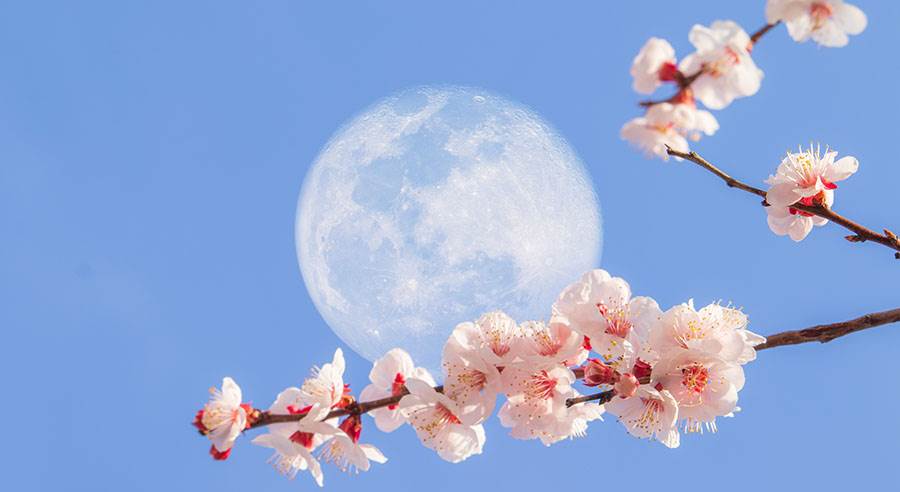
[[245, 306, 899, 429], [666, 147, 900, 258]]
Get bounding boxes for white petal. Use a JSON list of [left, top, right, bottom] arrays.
[[824, 155, 859, 182], [359, 384, 389, 406], [788, 217, 814, 241], [812, 21, 849, 47], [404, 378, 437, 399], [835, 3, 867, 35], [371, 406, 407, 433], [221, 377, 242, 406], [332, 348, 345, 375], [360, 444, 388, 464], [766, 182, 801, 207]]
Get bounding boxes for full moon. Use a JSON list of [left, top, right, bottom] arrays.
[[296, 86, 602, 376]]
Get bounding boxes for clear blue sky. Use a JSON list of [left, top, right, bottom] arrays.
[[2, 1, 897, 491]]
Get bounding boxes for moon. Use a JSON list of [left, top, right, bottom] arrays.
[[296, 86, 602, 376]]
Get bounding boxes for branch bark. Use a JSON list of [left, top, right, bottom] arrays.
[[565, 389, 616, 408], [755, 307, 900, 350], [666, 147, 900, 258]]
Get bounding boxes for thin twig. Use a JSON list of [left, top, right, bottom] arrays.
[[666, 147, 900, 258], [750, 22, 779, 45], [566, 389, 616, 408]]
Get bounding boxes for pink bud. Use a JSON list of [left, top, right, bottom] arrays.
[[632, 358, 653, 381], [614, 373, 640, 399], [582, 359, 619, 387]]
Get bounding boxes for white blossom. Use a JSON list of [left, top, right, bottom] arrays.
[[649, 300, 765, 365], [766, 0, 867, 47], [553, 269, 663, 368], [498, 364, 601, 445], [631, 37, 678, 94], [300, 348, 350, 410], [605, 385, 680, 448], [441, 350, 502, 422], [252, 433, 327, 487], [766, 144, 858, 209], [318, 415, 388, 474], [193, 377, 249, 460], [621, 102, 718, 160], [764, 145, 857, 241], [400, 378, 486, 463], [653, 349, 745, 434], [252, 390, 337, 487], [621, 115, 688, 160], [679, 20, 764, 109], [359, 348, 435, 433], [513, 319, 588, 368], [443, 311, 522, 367]]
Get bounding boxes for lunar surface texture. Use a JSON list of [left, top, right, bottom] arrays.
[[296, 86, 602, 376]]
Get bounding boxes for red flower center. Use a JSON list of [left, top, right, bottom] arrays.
[[435, 403, 462, 425], [525, 370, 558, 400], [597, 303, 632, 339], [788, 192, 829, 217], [681, 363, 710, 394]]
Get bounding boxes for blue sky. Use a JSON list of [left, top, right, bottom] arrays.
[[2, 1, 898, 490]]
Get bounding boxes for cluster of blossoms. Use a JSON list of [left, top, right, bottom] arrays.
[[194, 269, 765, 486], [622, 0, 866, 160]]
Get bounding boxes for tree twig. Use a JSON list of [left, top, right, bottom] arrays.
[[756, 307, 900, 350], [750, 22, 779, 45], [565, 389, 616, 408], [666, 147, 900, 258]]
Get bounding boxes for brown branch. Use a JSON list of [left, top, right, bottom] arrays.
[[639, 22, 778, 108], [566, 389, 616, 408], [756, 307, 900, 350], [666, 147, 900, 258]]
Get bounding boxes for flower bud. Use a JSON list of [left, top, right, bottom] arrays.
[[614, 373, 640, 399], [582, 359, 620, 387]]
